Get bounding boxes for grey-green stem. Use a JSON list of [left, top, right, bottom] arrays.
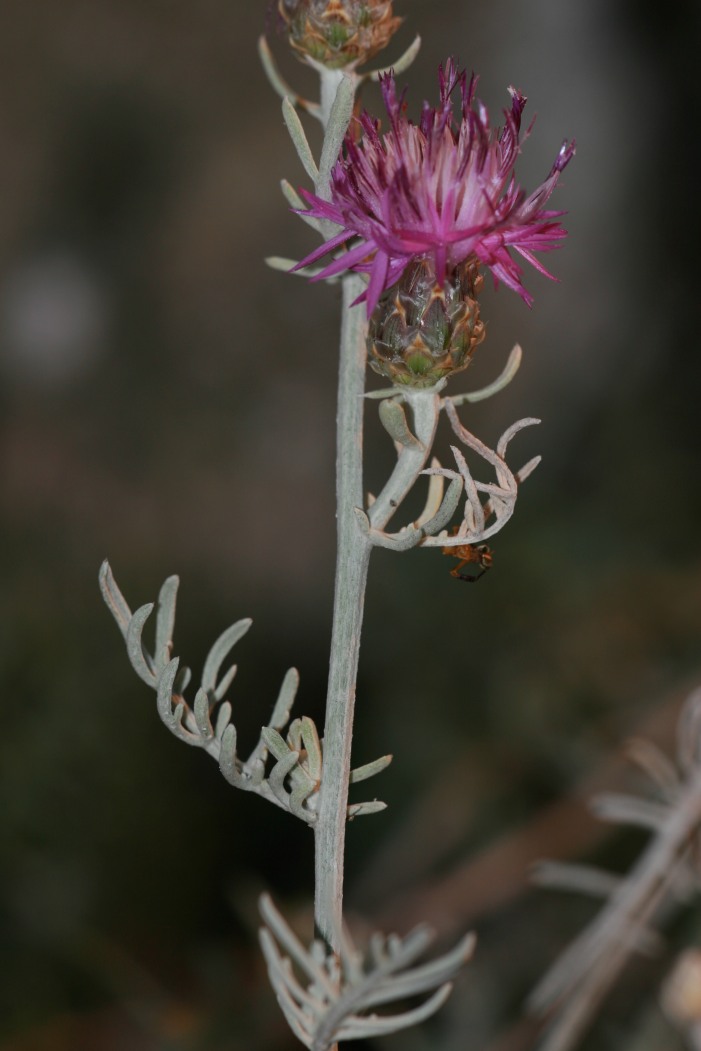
[[319, 67, 347, 130], [314, 273, 371, 949], [368, 387, 442, 532]]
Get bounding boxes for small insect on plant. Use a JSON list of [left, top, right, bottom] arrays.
[[442, 540, 494, 582]]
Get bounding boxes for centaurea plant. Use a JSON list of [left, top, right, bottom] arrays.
[[99, 3, 585, 1047]]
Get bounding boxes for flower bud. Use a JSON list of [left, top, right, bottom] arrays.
[[277, 0, 401, 69], [367, 258, 486, 388]]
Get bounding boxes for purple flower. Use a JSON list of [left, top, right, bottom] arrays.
[[295, 59, 575, 315]]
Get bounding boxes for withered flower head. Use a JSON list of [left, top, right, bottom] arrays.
[[277, 0, 401, 69]]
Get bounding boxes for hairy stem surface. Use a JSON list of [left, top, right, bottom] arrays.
[[314, 273, 372, 948]]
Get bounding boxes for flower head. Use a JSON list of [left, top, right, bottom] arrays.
[[275, 0, 401, 69], [367, 257, 485, 387], [296, 59, 575, 315]]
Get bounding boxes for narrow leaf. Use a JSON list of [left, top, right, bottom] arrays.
[[214, 700, 232, 739], [350, 755, 393, 784], [266, 255, 337, 279], [156, 657, 181, 728], [347, 800, 387, 819], [270, 668, 300, 729], [257, 35, 320, 117], [213, 664, 237, 702], [173, 664, 192, 695], [334, 983, 452, 1042], [219, 724, 244, 787], [590, 792, 670, 830], [418, 475, 464, 536], [126, 603, 156, 686], [280, 179, 306, 209], [193, 687, 214, 740], [451, 343, 523, 405], [280, 180, 323, 232], [262, 726, 293, 762], [516, 455, 542, 483], [202, 618, 252, 694], [378, 397, 422, 448], [171, 700, 189, 734], [532, 860, 621, 899], [368, 525, 424, 551], [366, 34, 422, 81], [155, 575, 179, 673], [287, 717, 304, 752], [289, 778, 318, 824], [283, 97, 319, 181], [300, 717, 322, 782], [413, 465, 444, 528], [259, 894, 337, 995], [259, 931, 316, 1044], [248, 758, 266, 786], [269, 750, 301, 808], [364, 386, 403, 400], [154, 662, 200, 746], [353, 507, 371, 535], [317, 76, 355, 200], [364, 933, 476, 1005], [98, 560, 132, 636]]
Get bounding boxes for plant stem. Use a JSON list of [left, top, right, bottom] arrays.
[[314, 272, 372, 948], [538, 765, 701, 1051], [319, 67, 346, 128], [368, 388, 442, 532]]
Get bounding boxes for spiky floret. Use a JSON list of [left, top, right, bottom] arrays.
[[295, 59, 575, 315]]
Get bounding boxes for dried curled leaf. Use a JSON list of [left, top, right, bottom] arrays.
[[420, 406, 541, 548]]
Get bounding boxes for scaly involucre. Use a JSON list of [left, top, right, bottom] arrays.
[[296, 58, 575, 314]]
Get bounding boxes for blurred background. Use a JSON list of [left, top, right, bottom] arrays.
[[1, 1, 701, 1048]]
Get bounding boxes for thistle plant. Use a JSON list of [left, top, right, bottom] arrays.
[[100, 5, 579, 1047]]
